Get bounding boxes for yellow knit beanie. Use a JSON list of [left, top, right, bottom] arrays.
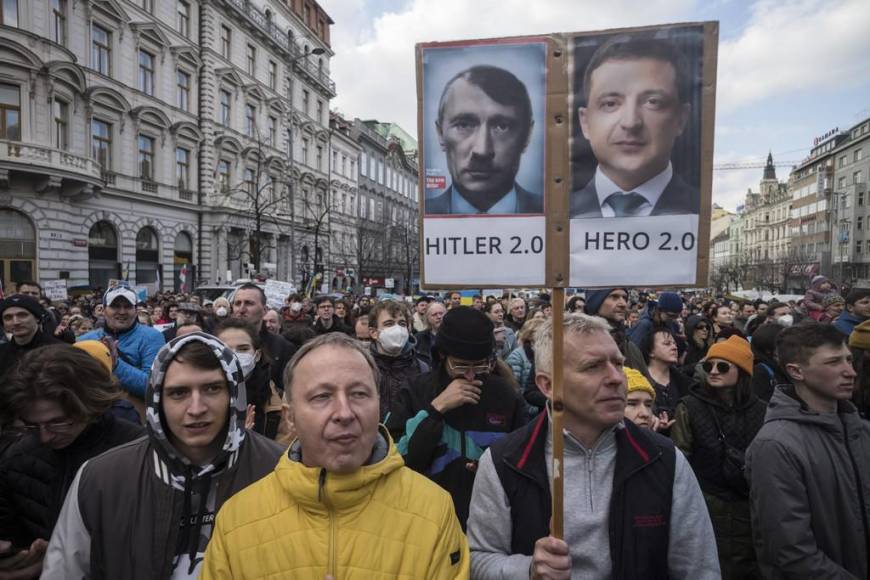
[[624, 367, 656, 400]]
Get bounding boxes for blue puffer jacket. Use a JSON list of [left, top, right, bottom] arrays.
[[79, 322, 165, 398], [834, 311, 865, 337]]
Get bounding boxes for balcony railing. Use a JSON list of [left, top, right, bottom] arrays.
[[1, 140, 102, 182], [225, 0, 302, 59], [294, 58, 336, 94]]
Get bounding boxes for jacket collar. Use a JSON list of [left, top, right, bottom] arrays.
[[502, 412, 663, 489], [276, 426, 403, 514]]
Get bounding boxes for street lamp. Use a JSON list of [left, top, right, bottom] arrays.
[[286, 45, 326, 284]]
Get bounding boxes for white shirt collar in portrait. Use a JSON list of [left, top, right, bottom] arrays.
[[594, 162, 673, 217], [451, 186, 517, 214]]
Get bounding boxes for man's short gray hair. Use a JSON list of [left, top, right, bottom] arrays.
[[534, 313, 612, 374], [282, 333, 380, 400]]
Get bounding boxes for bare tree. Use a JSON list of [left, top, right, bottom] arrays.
[[215, 133, 293, 275], [387, 221, 419, 294]]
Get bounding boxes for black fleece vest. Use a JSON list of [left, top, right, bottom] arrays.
[[489, 414, 676, 580]]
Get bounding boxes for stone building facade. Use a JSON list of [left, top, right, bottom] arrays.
[[0, 0, 334, 292]]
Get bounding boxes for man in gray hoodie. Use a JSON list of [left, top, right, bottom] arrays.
[[746, 322, 870, 579], [467, 313, 718, 579]]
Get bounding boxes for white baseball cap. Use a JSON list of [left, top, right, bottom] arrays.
[[103, 286, 138, 306]]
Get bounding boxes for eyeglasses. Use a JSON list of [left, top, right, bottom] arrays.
[[19, 419, 78, 434], [702, 361, 733, 375], [447, 357, 493, 377]]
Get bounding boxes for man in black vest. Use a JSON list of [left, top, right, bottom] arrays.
[[467, 313, 718, 579]]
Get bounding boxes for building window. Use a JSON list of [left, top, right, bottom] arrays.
[[360, 153, 367, 177], [219, 90, 231, 125], [856, 171, 864, 185], [331, 150, 337, 170], [243, 168, 255, 195], [839, 155, 847, 168], [91, 119, 111, 169], [858, 217, 863, 231], [860, 192, 865, 207], [316, 100, 323, 124], [302, 89, 309, 115], [1, 0, 18, 26], [217, 159, 230, 192], [268, 116, 277, 145], [92, 24, 111, 75], [245, 104, 256, 137], [176, 1, 190, 37], [246, 44, 256, 76], [856, 149, 864, 162], [51, 0, 66, 45], [220, 25, 231, 59], [0, 83, 21, 141], [341, 155, 347, 176], [176, 147, 190, 189], [269, 61, 277, 89], [302, 138, 309, 164], [857, 240, 862, 254], [139, 0, 153, 12], [316, 146, 323, 171], [176, 70, 191, 111], [138, 135, 155, 180], [839, 176, 847, 190], [53, 99, 68, 150], [138, 50, 155, 95]]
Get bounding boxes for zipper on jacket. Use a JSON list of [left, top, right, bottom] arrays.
[[319, 469, 337, 578], [586, 448, 594, 511]]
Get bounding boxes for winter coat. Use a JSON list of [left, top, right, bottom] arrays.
[[259, 327, 296, 392], [312, 315, 352, 336], [370, 338, 429, 428], [467, 413, 720, 580], [0, 330, 65, 384], [750, 357, 790, 402], [388, 365, 528, 528], [672, 384, 767, 579], [834, 311, 866, 336], [79, 321, 165, 398], [746, 386, 870, 580], [199, 429, 470, 579], [0, 414, 143, 548], [414, 329, 438, 367], [650, 366, 695, 417], [41, 333, 284, 580], [505, 344, 534, 393], [803, 275, 837, 315]]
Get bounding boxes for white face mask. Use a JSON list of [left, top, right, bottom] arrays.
[[215, 306, 228, 317], [235, 351, 257, 376], [378, 324, 409, 355], [290, 302, 302, 313], [777, 314, 794, 327]]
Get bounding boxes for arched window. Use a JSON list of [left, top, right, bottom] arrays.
[[174, 231, 193, 292], [135, 226, 159, 285], [88, 221, 118, 289], [0, 209, 36, 288]]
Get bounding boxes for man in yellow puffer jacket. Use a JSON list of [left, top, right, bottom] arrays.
[[201, 333, 469, 579]]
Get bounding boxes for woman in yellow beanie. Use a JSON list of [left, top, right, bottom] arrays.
[[671, 335, 767, 580], [623, 367, 670, 432]]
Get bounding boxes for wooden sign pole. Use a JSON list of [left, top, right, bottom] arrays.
[[550, 287, 565, 539]]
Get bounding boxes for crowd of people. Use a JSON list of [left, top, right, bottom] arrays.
[[0, 276, 868, 579]]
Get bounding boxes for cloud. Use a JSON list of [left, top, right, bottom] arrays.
[[717, 0, 870, 112], [321, 0, 693, 131]]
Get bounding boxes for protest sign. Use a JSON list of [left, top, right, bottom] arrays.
[[264, 280, 296, 309], [416, 22, 716, 289], [43, 280, 68, 301]]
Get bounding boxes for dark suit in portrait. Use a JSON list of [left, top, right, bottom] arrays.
[[569, 172, 699, 218], [426, 183, 542, 215]]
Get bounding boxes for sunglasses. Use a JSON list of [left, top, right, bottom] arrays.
[[702, 361, 733, 374]]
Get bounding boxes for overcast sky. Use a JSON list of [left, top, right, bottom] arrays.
[[319, 0, 870, 211]]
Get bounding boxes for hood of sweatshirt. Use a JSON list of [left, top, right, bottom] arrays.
[[145, 331, 248, 480]]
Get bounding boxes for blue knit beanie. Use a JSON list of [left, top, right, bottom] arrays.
[[584, 288, 626, 316]]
